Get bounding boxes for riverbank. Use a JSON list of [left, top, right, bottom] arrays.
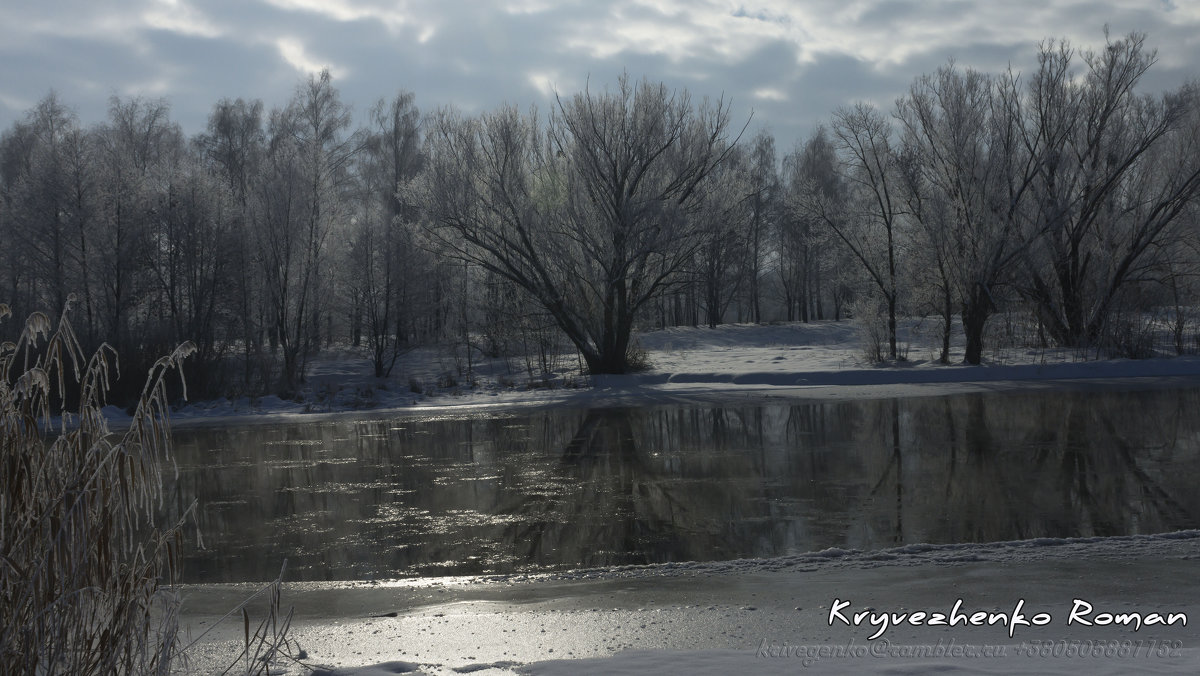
[[162, 319, 1200, 428], [176, 531, 1200, 675]]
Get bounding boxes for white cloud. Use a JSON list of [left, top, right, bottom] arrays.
[[123, 75, 175, 97], [504, 0, 563, 15], [0, 2, 150, 48], [0, 91, 34, 114], [555, 0, 1191, 74], [753, 87, 787, 101], [528, 71, 558, 98], [143, 0, 222, 38], [275, 37, 347, 78], [563, 0, 791, 63], [259, 0, 416, 33], [262, 0, 381, 23]]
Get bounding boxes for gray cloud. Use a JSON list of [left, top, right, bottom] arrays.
[[1, 0, 1197, 151]]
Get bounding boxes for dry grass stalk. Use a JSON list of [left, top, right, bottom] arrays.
[[229, 563, 297, 675], [176, 561, 300, 675]]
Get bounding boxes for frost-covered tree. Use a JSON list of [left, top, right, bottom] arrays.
[[1, 94, 79, 318], [421, 75, 741, 374], [894, 140, 958, 363], [744, 131, 777, 323], [196, 97, 269, 390], [1018, 32, 1200, 348], [257, 69, 362, 392], [145, 148, 237, 392], [780, 127, 852, 322], [350, 90, 425, 377], [899, 33, 1200, 363], [897, 62, 1046, 365], [693, 144, 751, 328], [93, 96, 181, 357], [792, 103, 904, 359]]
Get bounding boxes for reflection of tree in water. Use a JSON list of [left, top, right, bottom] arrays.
[[933, 393, 1034, 543], [165, 389, 1200, 583], [873, 399, 902, 544], [781, 402, 877, 546], [498, 407, 794, 569], [1087, 397, 1195, 533], [905, 391, 1200, 544]]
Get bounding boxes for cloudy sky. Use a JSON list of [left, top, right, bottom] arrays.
[[2, 0, 1199, 151]]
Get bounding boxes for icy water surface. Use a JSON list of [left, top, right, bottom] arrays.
[[166, 387, 1200, 583]]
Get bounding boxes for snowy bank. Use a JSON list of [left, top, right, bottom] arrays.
[[166, 320, 1200, 427], [177, 531, 1200, 675]]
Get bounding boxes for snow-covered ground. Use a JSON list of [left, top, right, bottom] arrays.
[[167, 318, 1200, 426], [177, 531, 1200, 675], [168, 319, 1200, 674]]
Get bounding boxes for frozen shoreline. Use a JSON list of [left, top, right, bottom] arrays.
[[163, 320, 1200, 428], [161, 372, 1200, 431], [177, 531, 1200, 675]]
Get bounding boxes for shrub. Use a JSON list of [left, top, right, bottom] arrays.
[[408, 377, 424, 394], [849, 298, 888, 363], [624, 340, 652, 373], [1102, 312, 1159, 359], [0, 305, 194, 674]]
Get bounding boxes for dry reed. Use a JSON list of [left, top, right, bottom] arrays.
[[0, 303, 195, 674]]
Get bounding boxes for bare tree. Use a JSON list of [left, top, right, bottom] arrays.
[[93, 95, 180, 357], [793, 103, 904, 359], [894, 141, 957, 363], [745, 131, 777, 322], [421, 75, 742, 374], [1020, 32, 1200, 348], [17, 94, 74, 315], [257, 70, 362, 392], [351, 90, 424, 377], [780, 127, 849, 322], [197, 97, 268, 390], [897, 62, 1048, 364], [145, 147, 237, 393], [693, 144, 750, 327], [0, 122, 34, 325]]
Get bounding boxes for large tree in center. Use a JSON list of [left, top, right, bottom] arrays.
[[421, 75, 740, 374]]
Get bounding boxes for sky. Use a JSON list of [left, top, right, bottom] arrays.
[[2, 0, 1200, 153]]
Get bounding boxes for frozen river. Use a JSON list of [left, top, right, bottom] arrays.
[[165, 386, 1200, 584]]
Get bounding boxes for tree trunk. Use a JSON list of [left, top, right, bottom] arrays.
[[962, 296, 990, 365], [940, 284, 953, 364], [887, 294, 898, 360]]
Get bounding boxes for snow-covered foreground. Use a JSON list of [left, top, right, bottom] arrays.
[[165, 319, 1200, 426], [177, 532, 1200, 675]]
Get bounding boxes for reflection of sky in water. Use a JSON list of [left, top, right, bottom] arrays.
[[165, 388, 1200, 583]]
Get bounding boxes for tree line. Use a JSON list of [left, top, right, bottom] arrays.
[[2, 30, 1198, 401]]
